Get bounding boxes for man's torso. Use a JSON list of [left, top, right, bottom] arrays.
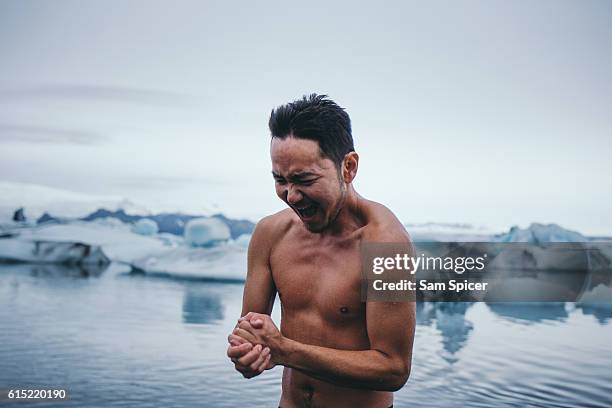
[[269, 205, 395, 408]]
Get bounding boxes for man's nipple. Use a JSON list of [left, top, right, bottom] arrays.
[[340, 306, 349, 314]]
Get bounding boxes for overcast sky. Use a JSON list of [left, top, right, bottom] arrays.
[[0, 0, 611, 234]]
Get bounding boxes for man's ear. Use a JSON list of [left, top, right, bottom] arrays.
[[342, 152, 359, 183]]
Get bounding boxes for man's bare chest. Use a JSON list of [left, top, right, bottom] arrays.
[[270, 237, 364, 322]]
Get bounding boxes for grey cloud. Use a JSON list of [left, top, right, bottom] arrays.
[[0, 124, 107, 145], [0, 84, 200, 106]]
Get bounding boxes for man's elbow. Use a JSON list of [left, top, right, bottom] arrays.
[[382, 360, 411, 392]]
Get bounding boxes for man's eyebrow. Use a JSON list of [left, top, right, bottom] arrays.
[[290, 172, 318, 179], [271, 171, 318, 179]]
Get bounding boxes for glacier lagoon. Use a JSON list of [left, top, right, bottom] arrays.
[[1, 261, 611, 407]]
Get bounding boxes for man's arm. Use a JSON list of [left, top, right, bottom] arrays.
[[289, 300, 414, 391], [237, 301, 414, 391], [240, 216, 277, 316], [235, 227, 416, 391], [226, 216, 278, 378]]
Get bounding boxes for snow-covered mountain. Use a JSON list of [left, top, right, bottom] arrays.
[[405, 222, 501, 242], [496, 223, 588, 243], [0, 181, 149, 223], [0, 181, 256, 239]]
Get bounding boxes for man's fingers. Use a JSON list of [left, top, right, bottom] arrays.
[[229, 314, 267, 379], [227, 343, 251, 360], [234, 327, 257, 343], [238, 319, 261, 334], [250, 318, 264, 329], [248, 345, 270, 371], [239, 312, 256, 322], [238, 320, 254, 331], [227, 342, 252, 358], [232, 346, 270, 379], [259, 353, 272, 372], [228, 333, 247, 346], [236, 344, 262, 366], [254, 348, 271, 372]]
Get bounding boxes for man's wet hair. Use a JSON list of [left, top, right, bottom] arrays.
[[268, 94, 354, 167]]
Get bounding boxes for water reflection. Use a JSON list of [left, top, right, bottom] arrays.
[[182, 287, 225, 325], [417, 302, 474, 362], [0, 261, 108, 278], [575, 304, 612, 324], [2, 263, 612, 408], [575, 281, 612, 324], [486, 302, 568, 324]]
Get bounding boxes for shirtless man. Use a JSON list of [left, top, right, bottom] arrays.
[[226, 94, 415, 407]]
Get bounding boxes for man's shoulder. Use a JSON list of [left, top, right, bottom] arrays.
[[256, 208, 295, 231], [360, 199, 411, 244], [251, 209, 296, 246]]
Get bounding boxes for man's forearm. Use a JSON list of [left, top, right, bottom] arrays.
[[278, 337, 409, 392]]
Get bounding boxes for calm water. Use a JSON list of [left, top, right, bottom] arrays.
[[1, 263, 611, 407]]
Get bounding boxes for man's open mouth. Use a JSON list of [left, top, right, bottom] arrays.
[[295, 204, 317, 219]]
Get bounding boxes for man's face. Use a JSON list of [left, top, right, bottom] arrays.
[[271, 136, 346, 232]]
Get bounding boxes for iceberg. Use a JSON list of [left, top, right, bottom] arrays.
[[0, 221, 167, 265], [184, 217, 231, 247], [131, 242, 246, 281], [496, 223, 587, 243], [0, 262, 110, 278], [405, 222, 499, 242], [234, 233, 252, 248], [0, 237, 110, 267], [0, 219, 246, 281], [81, 209, 255, 239], [131, 218, 159, 236]]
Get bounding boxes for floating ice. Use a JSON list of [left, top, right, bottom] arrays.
[[184, 218, 230, 247], [405, 222, 499, 242], [131, 243, 246, 281], [0, 220, 247, 281], [157, 232, 184, 247], [0, 238, 110, 266], [497, 223, 587, 243], [0, 221, 167, 265], [234, 233, 251, 248], [131, 218, 159, 236]]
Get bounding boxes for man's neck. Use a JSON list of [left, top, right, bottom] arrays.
[[320, 185, 365, 237]]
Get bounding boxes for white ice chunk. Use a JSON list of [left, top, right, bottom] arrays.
[[131, 219, 159, 236], [0, 238, 109, 265], [0, 220, 246, 281], [497, 223, 587, 243], [184, 218, 230, 247], [131, 244, 246, 281], [234, 233, 251, 248], [8, 221, 167, 264]]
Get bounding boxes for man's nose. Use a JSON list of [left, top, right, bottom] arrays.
[[286, 185, 303, 205]]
